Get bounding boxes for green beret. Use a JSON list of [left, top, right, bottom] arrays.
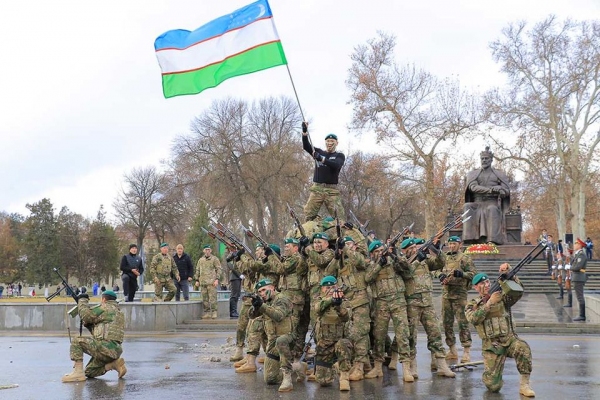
[[472, 273, 489, 285], [255, 279, 273, 290], [342, 236, 354, 243], [313, 232, 329, 241], [448, 236, 462, 243], [400, 238, 414, 249], [323, 217, 335, 223], [268, 244, 281, 256], [368, 240, 383, 253], [324, 133, 338, 141], [160, 242, 169, 248], [284, 238, 299, 245], [413, 238, 426, 245], [320, 275, 337, 286], [102, 290, 117, 299], [202, 244, 211, 249], [321, 217, 335, 229]]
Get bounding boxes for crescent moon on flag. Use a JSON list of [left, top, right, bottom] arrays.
[[257, 4, 266, 18]]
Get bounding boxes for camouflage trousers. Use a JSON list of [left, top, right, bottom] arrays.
[[246, 315, 267, 356], [263, 333, 295, 384], [372, 296, 410, 362], [69, 337, 122, 378], [200, 284, 217, 313], [481, 337, 532, 392], [442, 297, 472, 348], [346, 302, 371, 364], [282, 289, 309, 359], [303, 184, 345, 222], [154, 278, 176, 301], [315, 338, 353, 386], [407, 300, 445, 359], [236, 300, 252, 347]]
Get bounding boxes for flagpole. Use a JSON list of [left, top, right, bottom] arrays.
[[285, 64, 317, 162]]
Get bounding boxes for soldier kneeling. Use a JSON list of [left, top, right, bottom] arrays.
[[313, 276, 353, 391]]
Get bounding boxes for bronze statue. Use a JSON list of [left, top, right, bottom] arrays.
[[462, 147, 510, 245]]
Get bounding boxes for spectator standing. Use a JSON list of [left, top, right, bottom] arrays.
[[173, 244, 194, 301], [0, 285, 4, 298], [120, 244, 144, 302], [585, 237, 594, 260], [571, 238, 588, 322], [18, 283, 22, 296]]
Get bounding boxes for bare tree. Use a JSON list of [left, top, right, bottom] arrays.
[[347, 32, 481, 235], [486, 15, 600, 238]]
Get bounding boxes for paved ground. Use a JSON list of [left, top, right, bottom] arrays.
[[1, 331, 599, 400]]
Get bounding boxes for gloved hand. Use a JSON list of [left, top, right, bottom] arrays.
[[264, 246, 273, 257], [251, 295, 263, 309], [80, 286, 87, 294], [343, 222, 354, 230], [237, 248, 245, 256], [313, 151, 325, 163], [337, 237, 346, 250], [438, 274, 447, 283], [416, 250, 427, 262], [378, 255, 387, 267], [76, 293, 90, 303], [299, 236, 310, 247], [302, 122, 308, 133], [453, 270, 464, 278], [499, 273, 509, 281], [331, 296, 343, 306], [226, 253, 235, 262]]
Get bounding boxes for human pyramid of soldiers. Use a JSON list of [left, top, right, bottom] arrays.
[[214, 123, 537, 396]]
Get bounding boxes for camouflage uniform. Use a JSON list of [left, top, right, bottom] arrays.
[[195, 254, 222, 314], [271, 251, 309, 359], [234, 254, 259, 348], [341, 227, 369, 257], [69, 297, 124, 377], [285, 218, 323, 241], [465, 282, 532, 393], [326, 247, 370, 365], [433, 250, 476, 348], [365, 254, 411, 364], [312, 293, 353, 386], [149, 253, 179, 301], [305, 247, 335, 322], [304, 184, 345, 222], [404, 253, 446, 359], [251, 291, 295, 384]]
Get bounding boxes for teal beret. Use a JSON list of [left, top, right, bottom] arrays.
[[160, 243, 169, 248], [202, 244, 211, 249], [448, 236, 462, 243], [268, 244, 281, 256], [320, 275, 337, 286], [313, 232, 329, 241], [342, 236, 354, 243], [324, 133, 338, 141], [472, 273, 489, 285], [368, 240, 383, 253], [255, 279, 273, 290], [284, 238, 299, 245], [102, 290, 117, 299], [400, 238, 414, 249], [413, 238, 426, 245], [323, 217, 335, 223]]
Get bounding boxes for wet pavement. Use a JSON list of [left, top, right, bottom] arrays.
[[2, 331, 600, 400]]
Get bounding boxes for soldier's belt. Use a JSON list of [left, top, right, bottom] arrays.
[[266, 353, 280, 361], [314, 182, 338, 188]]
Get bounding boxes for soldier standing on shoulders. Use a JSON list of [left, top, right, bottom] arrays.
[[61, 290, 126, 382], [194, 244, 222, 319], [465, 272, 535, 397], [432, 236, 477, 363], [312, 276, 353, 392], [301, 122, 346, 222], [149, 243, 180, 302]]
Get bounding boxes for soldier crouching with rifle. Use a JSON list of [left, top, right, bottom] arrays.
[[62, 290, 126, 382], [465, 267, 535, 397]]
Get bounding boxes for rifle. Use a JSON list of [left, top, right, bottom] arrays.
[[378, 222, 415, 256], [286, 203, 306, 237], [348, 210, 371, 241], [202, 227, 236, 249], [450, 360, 484, 371], [334, 208, 344, 267], [46, 268, 83, 338], [408, 211, 471, 263], [210, 220, 256, 260], [299, 327, 316, 363], [241, 224, 282, 261]]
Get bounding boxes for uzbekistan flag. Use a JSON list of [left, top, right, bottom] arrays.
[[155, 0, 287, 98]]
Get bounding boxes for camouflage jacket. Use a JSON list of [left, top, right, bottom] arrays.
[[325, 248, 369, 307], [150, 253, 179, 281], [195, 255, 222, 285], [271, 252, 308, 298], [313, 294, 350, 343], [251, 291, 293, 340], [306, 248, 335, 289], [79, 298, 124, 344], [404, 253, 445, 305], [433, 251, 477, 299], [365, 254, 410, 300]]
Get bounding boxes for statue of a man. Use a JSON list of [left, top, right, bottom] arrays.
[[462, 147, 510, 245]]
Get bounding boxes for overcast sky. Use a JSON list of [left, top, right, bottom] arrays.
[[1, 0, 598, 221]]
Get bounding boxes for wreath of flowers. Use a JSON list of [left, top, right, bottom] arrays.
[[464, 242, 500, 255]]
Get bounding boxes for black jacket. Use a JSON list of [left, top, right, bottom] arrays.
[[302, 135, 345, 184], [173, 252, 194, 280], [120, 253, 144, 278]]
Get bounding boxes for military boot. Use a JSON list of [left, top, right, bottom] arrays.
[[233, 356, 248, 368], [62, 360, 86, 383], [211, 310, 218, 319], [235, 354, 257, 373], [563, 293, 572, 307], [292, 360, 307, 382], [278, 369, 293, 392], [257, 355, 265, 364], [388, 352, 398, 371], [435, 357, 456, 378], [430, 352, 438, 372], [402, 362, 415, 382], [348, 362, 364, 381], [519, 374, 536, 397], [105, 358, 127, 378], [445, 344, 458, 360], [573, 308, 586, 322], [410, 357, 419, 379], [339, 371, 350, 391], [230, 346, 244, 362], [460, 346, 471, 363], [364, 361, 383, 379]]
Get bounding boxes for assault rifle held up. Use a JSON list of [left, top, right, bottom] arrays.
[[202, 227, 236, 249], [408, 211, 471, 264], [211, 220, 256, 260], [46, 268, 84, 337], [379, 222, 415, 256], [287, 203, 306, 238], [241, 224, 282, 261], [348, 210, 371, 243]]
